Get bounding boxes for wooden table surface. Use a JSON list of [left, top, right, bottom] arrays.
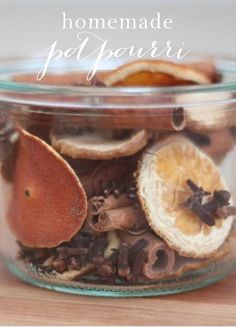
[[0, 261, 236, 326]]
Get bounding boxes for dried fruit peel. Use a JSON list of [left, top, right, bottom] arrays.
[[104, 60, 212, 86], [137, 136, 234, 258], [7, 128, 87, 248], [104, 59, 229, 132], [50, 129, 151, 160]]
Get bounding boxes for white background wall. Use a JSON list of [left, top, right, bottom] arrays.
[[0, 0, 235, 58]]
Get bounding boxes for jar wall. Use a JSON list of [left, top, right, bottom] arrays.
[[0, 95, 236, 296]]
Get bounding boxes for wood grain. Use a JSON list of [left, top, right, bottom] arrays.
[[0, 260, 236, 326]]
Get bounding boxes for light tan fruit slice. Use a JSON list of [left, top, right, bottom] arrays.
[[104, 59, 212, 87], [177, 91, 233, 131], [185, 60, 219, 83], [137, 136, 234, 258], [7, 128, 87, 248], [50, 129, 151, 160]]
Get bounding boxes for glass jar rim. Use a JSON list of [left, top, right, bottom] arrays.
[[0, 55, 236, 111]]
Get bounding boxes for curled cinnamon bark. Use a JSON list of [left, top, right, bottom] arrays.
[[89, 107, 185, 131], [79, 159, 135, 198], [118, 231, 176, 280], [88, 206, 147, 233], [143, 238, 175, 280], [88, 194, 135, 215]]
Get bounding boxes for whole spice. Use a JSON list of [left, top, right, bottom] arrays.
[[184, 179, 235, 226], [97, 262, 116, 277], [117, 243, 130, 277], [88, 206, 148, 233], [68, 256, 81, 270], [129, 249, 148, 281], [118, 231, 176, 281], [88, 194, 134, 216], [80, 158, 135, 197], [52, 257, 67, 273]]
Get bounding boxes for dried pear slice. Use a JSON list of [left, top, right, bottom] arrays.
[[51, 129, 151, 160], [7, 128, 87, 248], [137, 136, 234, 258]]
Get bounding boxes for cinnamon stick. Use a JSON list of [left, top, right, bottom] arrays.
[[87, 107, 185, 131], [79, 159, 133, 198], [88, 206, 147, 232], [88, 194, 135, 215], [143, 239, 175, 280], [118, 231, 176, 280]]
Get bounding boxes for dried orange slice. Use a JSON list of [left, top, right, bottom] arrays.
[[104, 59, 233, 131], [185, 60, 219, 83], [137, 136, 234, 258], [104, 60, 213, 87], [7, 128, 87, 248]]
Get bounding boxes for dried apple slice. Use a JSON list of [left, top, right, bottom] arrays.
[[50, 129, 151, 160], [7, 128, 87, 248], [137, 136, 234, 258]]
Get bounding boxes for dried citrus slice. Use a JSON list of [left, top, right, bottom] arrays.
[[50, 129, 151, 160], [7, 128, 87, 248], [104, 59, 233, 131], [137, 136, 234, 258], [104, 59, 213, 87], [185, 60, 219, 83]]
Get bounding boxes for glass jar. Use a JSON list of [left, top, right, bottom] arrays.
[[0, 56, 236, 297]]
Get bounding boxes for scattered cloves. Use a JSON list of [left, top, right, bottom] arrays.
[[184, 179, 235, 226], [117, 243, 130, 277]]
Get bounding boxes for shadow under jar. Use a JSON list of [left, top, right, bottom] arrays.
[[0, 57, 236, 297]]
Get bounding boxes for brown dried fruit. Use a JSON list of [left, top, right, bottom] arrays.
[[137, 136, 234, 258], [50, 129, 151, 160], [7, 128, 87, 248]]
